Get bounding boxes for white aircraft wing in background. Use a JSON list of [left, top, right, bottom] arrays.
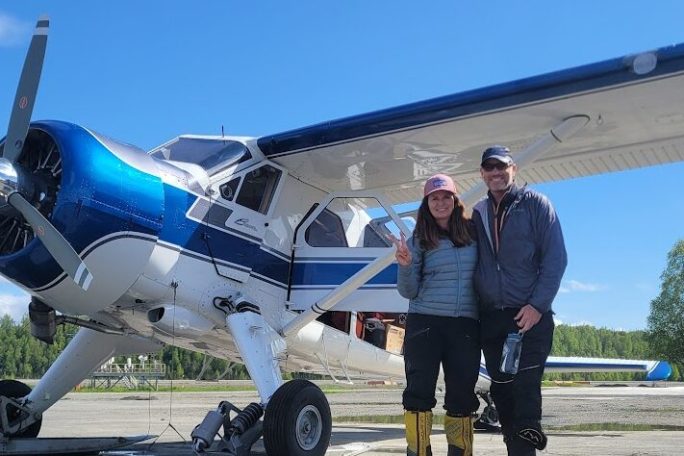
[[544, 356, 672, 381]]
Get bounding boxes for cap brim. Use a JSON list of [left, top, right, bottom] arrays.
[[481, 155, 513, 166], [424, 187, 456, 197]]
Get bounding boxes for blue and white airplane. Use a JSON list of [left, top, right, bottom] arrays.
[[0, 16, 675, 456]]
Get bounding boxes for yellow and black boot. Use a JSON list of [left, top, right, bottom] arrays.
[[404, 410, 433, 456], [444, 415, 473, 456]]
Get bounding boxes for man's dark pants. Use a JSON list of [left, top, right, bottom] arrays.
[[481, 309, 554, 454]]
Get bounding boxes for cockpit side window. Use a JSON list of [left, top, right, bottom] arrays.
[[235, 165, 282, 214]]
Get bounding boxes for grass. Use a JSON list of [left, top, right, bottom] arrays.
[[75, 384, 257, 393], [73, 382, 400, 394]]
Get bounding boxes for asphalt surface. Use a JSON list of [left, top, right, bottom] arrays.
[[22, 383, 684, 455]]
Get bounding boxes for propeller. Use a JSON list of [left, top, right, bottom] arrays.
[[0, 16, 93, 291]]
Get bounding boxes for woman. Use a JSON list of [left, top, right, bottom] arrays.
[[393, 173, 480, 456]]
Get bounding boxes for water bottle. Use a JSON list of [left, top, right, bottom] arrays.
[[500, 331, 523, 374]]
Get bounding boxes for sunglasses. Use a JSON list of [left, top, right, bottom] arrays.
[[481, 162, 511, 172]]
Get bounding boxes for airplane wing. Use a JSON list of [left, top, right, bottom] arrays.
[[545, 356, 672, 381], [258, 43, 684, 204]]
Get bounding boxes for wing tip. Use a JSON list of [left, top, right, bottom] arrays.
[[646, 361, 672, 381]]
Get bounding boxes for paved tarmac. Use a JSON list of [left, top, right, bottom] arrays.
[[28, 383, 684, 455]]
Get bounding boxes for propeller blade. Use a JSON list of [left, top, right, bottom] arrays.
[[3, 16, 49, 163], [7, 192, 93, 291]]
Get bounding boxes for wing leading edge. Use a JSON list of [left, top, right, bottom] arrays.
[[258, 43, 684, 204]]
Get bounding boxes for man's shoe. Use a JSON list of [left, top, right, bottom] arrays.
[[517, 427, 547, 450]]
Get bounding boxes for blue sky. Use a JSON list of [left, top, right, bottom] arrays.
[[0, 1, 682, 330]]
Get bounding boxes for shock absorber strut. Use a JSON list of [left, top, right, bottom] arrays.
[[227, 402, 263, 436], [191, 400, 264, 455]]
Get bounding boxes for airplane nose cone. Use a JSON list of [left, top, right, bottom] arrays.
[[0, 158, 19, 205]]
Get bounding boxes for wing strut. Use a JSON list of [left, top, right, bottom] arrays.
[[460, 114, 590, 207], [281, 249, 396, 337]]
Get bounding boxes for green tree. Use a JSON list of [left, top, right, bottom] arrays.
[[646, 239, 684, 364]]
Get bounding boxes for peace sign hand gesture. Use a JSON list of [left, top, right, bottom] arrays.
[[390, 232, 412, 266]]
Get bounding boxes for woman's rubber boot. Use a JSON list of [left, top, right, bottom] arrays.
[[444, 415, 473, 456], [404, 410, 433, 456]]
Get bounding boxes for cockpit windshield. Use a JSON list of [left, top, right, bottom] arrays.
[[149, 137, 252, 174]]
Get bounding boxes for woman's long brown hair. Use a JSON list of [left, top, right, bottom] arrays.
[[414, 194, 473, 250]]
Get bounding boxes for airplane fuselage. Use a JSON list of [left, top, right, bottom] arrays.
[[0, 120, 415, 383]]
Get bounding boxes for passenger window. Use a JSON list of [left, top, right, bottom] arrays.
[[220, 177, 241, 201], [363, 224, 390, 247], [235, 165, 281, 214], [305, 208, 348, 247]]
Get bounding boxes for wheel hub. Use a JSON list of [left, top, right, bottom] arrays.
[[295, 405, 322, 451]]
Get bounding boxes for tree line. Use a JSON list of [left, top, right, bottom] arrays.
[[0, 314, 681, 382], [547, 325, 683, 381]]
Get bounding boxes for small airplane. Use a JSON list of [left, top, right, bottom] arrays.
[[0, 15, 676, 456]]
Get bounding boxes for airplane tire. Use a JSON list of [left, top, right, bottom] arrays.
[[0, 379, 42, 438], [263, 379, 332, 456]]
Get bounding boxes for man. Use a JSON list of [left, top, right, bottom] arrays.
[[472, 145, 567, 456]]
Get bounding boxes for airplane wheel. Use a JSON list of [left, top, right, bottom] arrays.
[[0, 379, 42, 438], [263, 379, 332, 456]]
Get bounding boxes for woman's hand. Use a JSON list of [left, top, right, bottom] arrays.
[[390, 232, 412, 266]]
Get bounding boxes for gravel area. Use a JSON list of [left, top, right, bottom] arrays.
[[24, 383, 684, 455]]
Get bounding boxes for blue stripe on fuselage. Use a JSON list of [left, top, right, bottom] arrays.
[[291, 261, 397, 287]]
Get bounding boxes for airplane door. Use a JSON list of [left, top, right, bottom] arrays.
[[289, 194, 407, 315]]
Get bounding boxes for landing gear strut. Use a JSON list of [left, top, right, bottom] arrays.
[[194, 305, 332, 455]]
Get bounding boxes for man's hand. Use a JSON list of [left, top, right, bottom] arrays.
[[515, 304, 542, 333], [389, 232, 412, 266]]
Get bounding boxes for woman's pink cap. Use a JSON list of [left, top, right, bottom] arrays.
[[423, 174, 457, 197]]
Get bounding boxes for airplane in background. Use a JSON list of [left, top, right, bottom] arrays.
[[0, 16, 677, 456]]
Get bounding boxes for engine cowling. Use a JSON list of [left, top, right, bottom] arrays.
[[0, 121, 165, 316]]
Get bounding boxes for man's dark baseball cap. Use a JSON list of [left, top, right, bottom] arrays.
[[481, 145, 514, 166]]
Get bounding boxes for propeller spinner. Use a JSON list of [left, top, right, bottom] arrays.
[[0, 16, 93, 291]]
